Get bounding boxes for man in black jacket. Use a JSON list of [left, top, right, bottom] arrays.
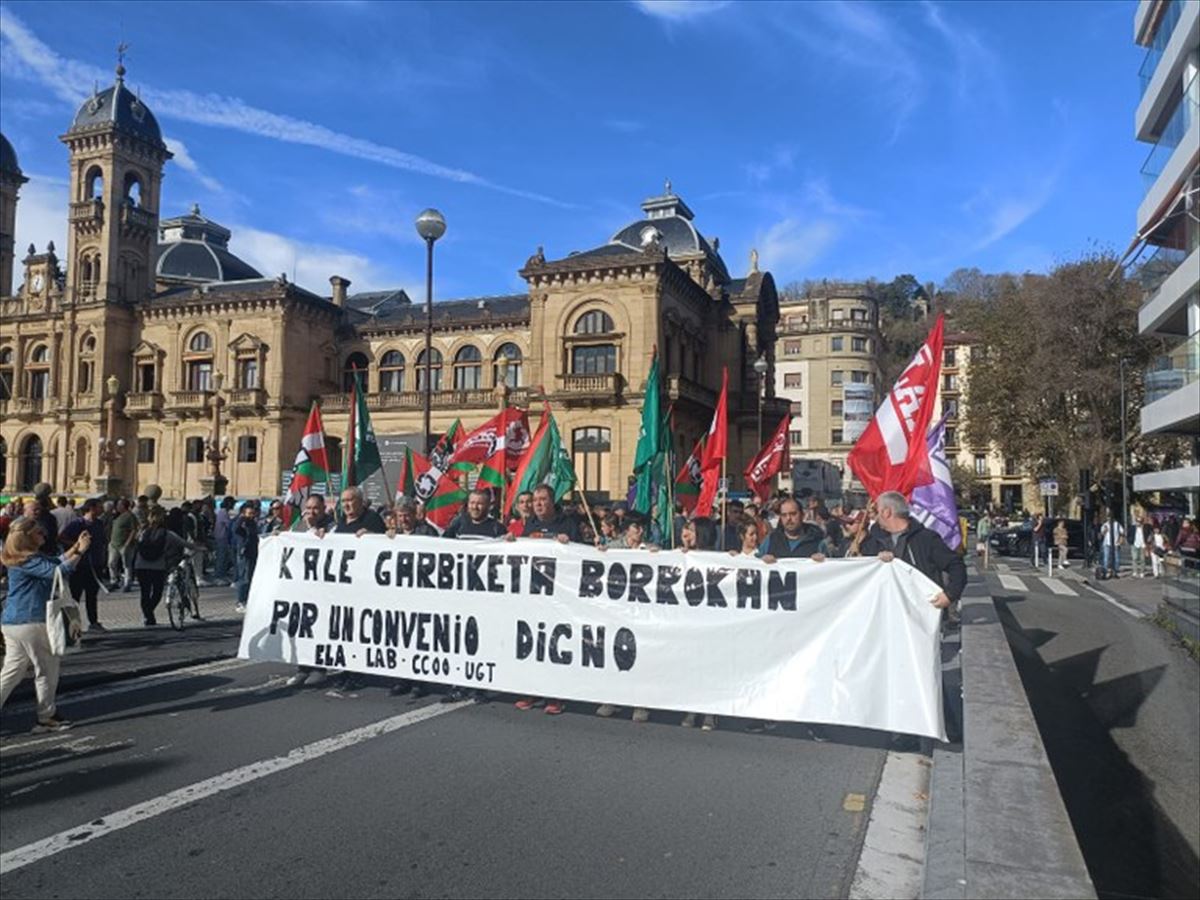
[[760, 498, 828, 561], [444, 489, 507, 540], [859, 491, 966, 609]]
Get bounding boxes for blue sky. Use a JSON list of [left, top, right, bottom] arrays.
[[0, 0, 1144, 300]]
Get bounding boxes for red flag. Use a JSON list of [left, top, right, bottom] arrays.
[[847, 314, 945, 499], [505, 406, 550, 518], [673, 437, 705, 513], [695, 368, 728, 517], [744, 415, 791, 502], [448, 407, 530, 474]]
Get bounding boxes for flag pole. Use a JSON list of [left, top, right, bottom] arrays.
[[720, 455, 727, 548], [575, 480, 600, 544]]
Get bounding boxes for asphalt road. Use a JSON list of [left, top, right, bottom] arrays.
[[985, 559, 1200, 900], [0, 648, 895, 899]]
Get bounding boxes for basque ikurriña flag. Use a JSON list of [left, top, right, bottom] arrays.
[[910, 413, 962, 550], [673, 437, 705, 513], [744, 415, 791, 502], [847, 314, 945, 499]]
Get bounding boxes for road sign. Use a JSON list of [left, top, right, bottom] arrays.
[[1039, 479, 1059, 497]]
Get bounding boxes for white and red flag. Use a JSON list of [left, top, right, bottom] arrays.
[[847, 314, 945, 500], [744, 415, 791, 502], [695, 367, 728, 517]]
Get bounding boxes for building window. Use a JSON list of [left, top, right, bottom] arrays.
[[342, 352, 370, 393], [944, 348, 957, 367], [942, 399, 959, 419], [783, 373, 803, 388], [784, 340, 803, 356], [945, 427, 957, 447], [453, 345, 483, 390], [574, 310, 615, 335], [832, 428, 844, 445], [186, 360, 213, 392], [831, 370, 844, 386], [831, 400, 843, 416], [831, 336, 844, 352], [186, 437, 205, 463], [572, 427, 611, 497], [73, 436, 88, 479], [237, 435, 258, 463], [494, 343, 523, 388], [850, 308, 868, 322], [138, 362, 156, 392], [29, 370, 50, 399], [1004, 458, 1018, 477], [0, 347, 12, 401], [572, 345, 617, 375], [189, 332, 213, 353], [137, 438, 155, 463], [790, 430, 804, 447], [832, 308, 845, 321], [416, 349, 443, 392], [851, 370, 870, 384], [852, 337, 867, 353], [19, 435, 42, 490], [236, 357, 259, 390], [943, 374, 959, 392], [78, 361, 93, 394], [974, 454, 987, 476], [379, 351, 405, 393]]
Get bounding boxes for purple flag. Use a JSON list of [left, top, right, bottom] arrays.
[[911, 414, 961, 551]]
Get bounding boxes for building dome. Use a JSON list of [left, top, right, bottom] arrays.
[[68, 65, 165, 148], [155, 205, 261, 285], [0, 132, 22, 177], [608, 184, 728, 280]]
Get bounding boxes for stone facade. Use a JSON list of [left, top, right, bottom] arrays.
[[0, 70, 787, 501]]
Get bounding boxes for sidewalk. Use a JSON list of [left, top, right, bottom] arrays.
[[85, 581, 244, 631], [983, 552, 1168, 619]]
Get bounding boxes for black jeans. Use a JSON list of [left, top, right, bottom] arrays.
[[69, 564, 102, 626], [137, 569, 167, 622]]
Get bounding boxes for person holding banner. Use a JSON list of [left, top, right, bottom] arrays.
[[444, 490, 507, 540], [336, 487, 386, 537], [758, 498, 828, 562], [506, 491, 534, 538], [859, 492, 966, 611], [390, 497, 436, 537], [287, 495, 337, 688]]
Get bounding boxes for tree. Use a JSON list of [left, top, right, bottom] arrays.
[[956, 253, 1162, 499]]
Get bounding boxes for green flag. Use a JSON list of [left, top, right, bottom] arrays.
[[633, 353, 661, 514], [343, 369, 383, 488], [545, 414, 578, 502]]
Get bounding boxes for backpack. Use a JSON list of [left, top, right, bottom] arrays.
[[138, 528, 168, 562]]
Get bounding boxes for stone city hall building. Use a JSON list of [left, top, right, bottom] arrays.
[[0, 66, 788, 502]]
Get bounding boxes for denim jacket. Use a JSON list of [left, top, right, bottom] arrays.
[[1, 554, 77, 626]]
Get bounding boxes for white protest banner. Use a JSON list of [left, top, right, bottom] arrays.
[[238, 534, 948, 740]]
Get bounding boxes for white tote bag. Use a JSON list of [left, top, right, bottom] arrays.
[[46, 567, 83, 656]]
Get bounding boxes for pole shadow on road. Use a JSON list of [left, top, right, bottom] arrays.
[[993, 595, 1198, 900], [2, 752, 174, 811]]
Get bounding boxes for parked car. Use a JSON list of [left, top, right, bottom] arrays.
[[989, 518, 1086, 559]]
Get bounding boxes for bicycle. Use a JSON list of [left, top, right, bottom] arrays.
[[165, 552, 202, 631]]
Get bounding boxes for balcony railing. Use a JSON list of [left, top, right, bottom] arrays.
[[1137, 243, 1190, 296], [10, 397, 47, 415], [554, 372, 622, 400], [227, 387, 267, 412], [125, 391, 165, 416], [318, 387, 530, 414], [120, 204, 156, 232], [1145, 331, 1200, 404], [1140, 72, 1198, 192], [1138, 0, 1185, 97], [170, 390, 212, 412], [666, 374, 716, 407], [779, 318, 877, 335], [68, 199, 104, 227]]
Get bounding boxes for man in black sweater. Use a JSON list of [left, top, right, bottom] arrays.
[[858, 491, 967, 610], [443, 489, 507, 540]]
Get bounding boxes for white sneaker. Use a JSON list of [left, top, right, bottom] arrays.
[[595, 704, 619, 718], [701, 715, 717, 731], [234, 603, 247, 613], [631, 707, 650, 723], [680, 713, 697, 728], [286, 672, 309, 687]]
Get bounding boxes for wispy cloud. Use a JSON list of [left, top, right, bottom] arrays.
[[633, 1, 732, 23], [755, 218, 840, 276], [0, 8, 573, 209], [743, 146, 796, 186], [960, 166, 1061, 253], [232, 224, 418, 294], [921, 1, 1005, 107], [163, 137, 226, 195]]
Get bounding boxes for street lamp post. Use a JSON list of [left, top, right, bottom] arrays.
[[415, 208, 447, 454], [200, 370, 229, 497], [753, 355, 769, 449], [95, 374, 126, 497]]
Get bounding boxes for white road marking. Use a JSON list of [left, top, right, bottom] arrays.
[[998, 574, 1026, 592], [2, 658, 252, 718], [1038, 577, 1076, 596], [1082, 584, 1144, 619], [0, 700, 471, 874], [849, 751, 931, 899], [995, 562, 1010, 572]]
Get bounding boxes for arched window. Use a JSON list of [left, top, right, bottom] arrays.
[[570, 309, 617, 375], [78, 334, 96, 395], [0, 436, 6, 491], [185, 331, 214, 391], [453, 345, 482, 390], [379, 351, 405, 393], [74, 436, 88, 479], [85, 167, 104, 201], [416, 348, 443, 392], [572, 427, 612, 498], [124, 171, 142, 207], [80, 257, 93, 289], [28, 345, 50, 399], [574, 310, 615, 335], [81, 335, 96, 354], [343, 352, 370, 392], [19, 435, 43, 491], [0, 348, 13, 402], [494, 343, 523, 388]]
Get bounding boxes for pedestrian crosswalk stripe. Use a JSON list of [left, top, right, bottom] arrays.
[[998, 574, 1026, 592], [1038, 577, 1076, 596]]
